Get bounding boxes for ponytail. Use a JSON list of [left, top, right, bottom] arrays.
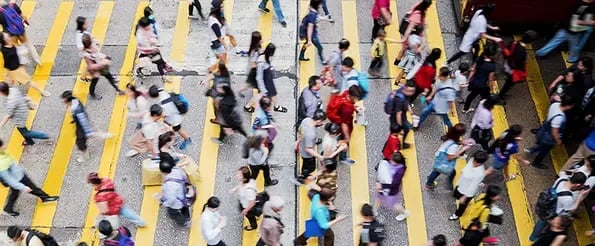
[[202, 196, 221, 212]]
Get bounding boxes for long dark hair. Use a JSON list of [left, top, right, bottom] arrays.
[[209, 5, 225, 25], [248, 31, 262, 56], [217, 62, 230, 78], [202, 196, 221, 212], [263, 43, 276, 64], [423, 48, 442, 68], [490, 124, 522, 154], [158, 131, 175, 150], [443, 123, 466, 142], [76, 16, 86, 32], [126, 83, 142, 98], [413, 0, 432, 17]]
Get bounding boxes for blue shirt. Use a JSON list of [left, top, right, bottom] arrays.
[[305, 9, 318, 38], [310, 194, 330, 229], [585, 129, 595, 151]]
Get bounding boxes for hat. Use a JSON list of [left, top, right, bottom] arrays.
[[87, 172, 99, 184], [211, 0, 223, 9], [95, 215, 120, 239]]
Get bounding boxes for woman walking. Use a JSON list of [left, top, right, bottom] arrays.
[[462, 43, 497, 113], [469, 96, 497, 150], [247, 43, 287, 113], [459, 185, 503, 243], [394, 25, 424, 85], [484, 124, 530, 183], [200, 196, 227, 246], [424, 123, 470, 190], [135, 17, 173, 83], [126, 83, 149, 130], [240, 31, 262, 109], [211, 84, 248, 144], [229, 166, 259, 231], [298, 0, 324, 62], [247, 133, 278, 186], [294, 187, 347, 246], [394, 0, 431, 64], [75, 16, 97, 82], [409, 48, 441, 103], [207, 0, 244, 73], [0, 32, 49, 97], [374, 152, 410, 221], [448, 150, 488, 221], [81, 34, 124, 100]]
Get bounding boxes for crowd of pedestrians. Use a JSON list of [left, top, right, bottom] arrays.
[[0, 0, 594, 245]]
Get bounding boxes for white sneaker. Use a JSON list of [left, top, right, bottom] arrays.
[[77, 155, 88, 163], [125, 150, 139, 158], [448, 214, 459, 220], [395, 210, 410, 221]]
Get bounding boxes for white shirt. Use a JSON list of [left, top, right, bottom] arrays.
[[459, 10, 487, 52], [452, 70, 467, 91], [471, 100, 493, 129], [207, 16, 227, 42], [158, 91, 184, 127], [547, 102, 566, 128], [238, 179, 257, 208], [457, 159, 486, 197], [376, 160, 394, 184], [200, 208, 224, 245], [553, 177, 577, 214]]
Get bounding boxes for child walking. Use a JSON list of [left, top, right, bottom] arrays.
[[368, 30, 387, 78]]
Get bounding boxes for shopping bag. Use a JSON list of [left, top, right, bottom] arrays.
[[177, 156, 200, 185], [304, 219, 325, 238], [142, 158, 162, 186]]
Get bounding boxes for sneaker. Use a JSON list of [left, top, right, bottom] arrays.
[[236, 50, 249, 57], [461, 108, 474, 114], [90, 95, 103, 100], [448, 214, 459, 220], [280, 21, 287, 28], [265, 179, 279, 186], [41, 90, 51, 97], [2, 210, 19, 217], [188, 15, 200, 19], [340, 159, 356, 165], [210, 137, 224, 145], [41, 196, 59, 203], [179, 138, 193, 150], [423, 181, 438, 191], [395, 210, 410, 221], [258, 6, 270, 13], [77, 155, 88, 163], [125, 149, 139, 158]]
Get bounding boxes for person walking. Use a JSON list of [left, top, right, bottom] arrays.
[[424, 123, 470, 190], [298, 0, 324, 62], [254, 43, 287, 113], [416, 66, 456, 129], [532, 215, 572, 246], [371, 0, 392, 40], [459, 185, 503, 242], [230, 166, 259, 231], [240, 31, 262, 109], [125, 83, 149, 130], [484, 125, 530, 183], [0, 0, 41, 64], [394, 25, 424, 85], [322, 39, 350, 92], [527, 96, 575, 169], [394, 0, 431, 64], [382, 124, 402, 160], [159, 153, 193, 227], [258, 0, 287, 27], [359, 203, 386, 245], [0, 139, 58, 216], [0, 32, 49, 96], [535, 0, 595, 63], [409, 48, 441, 103], [247, 133, 278, 186], [97, 219, 135, 245], [446, 4, 501, 64], [148, 85, 192, 150], [296, 109, 327, 183], [317, 0, 334, 23], [256, 196, 285, 246], [497, 30, 537, 104], [462, 43, 497, 113], [563, 127, 595, 170], [135, 17, 174, 83], [469, 96, 497, 150], [297, 75, 323, 126], [81, 34, 124, 100], [326, 85, 364, 164], [188, 0, 205, 20], [252, 96, 278, 150], [0, 82, 49, 146], [7, 226, 58, 246], [127, 104, 170, 158], [207, 0, 245, 72], [387, 81, 416, 149], [87, 172, 146, 227], [75, 16, 98, 83], [201, 196, 227, 246], [368, 29, 388, 78], [294, 187, 348, 246], [374, 152, 410, 220], [61, 90, 113, 163], [448, 150, 488, 221], [211, 84, 248, 145]]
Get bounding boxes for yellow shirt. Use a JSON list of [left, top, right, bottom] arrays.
[[460, 193, 491, 229], [370, 39, 385, 58]]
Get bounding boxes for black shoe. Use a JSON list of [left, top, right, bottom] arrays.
[[2, 210, 19, 217], [402, 143, 411, 149], [42, 196, 59, 203], [281, 21, 287, 28], [259, 7, 270, 13], [530, 128, 539, 134], [265, 179, 279, 186], [90, 95, 103, 100], [393, 58, 401, 66], [315, 138, 322, 145], [531, 163, 548, 169], [299, 57, 310, 61]]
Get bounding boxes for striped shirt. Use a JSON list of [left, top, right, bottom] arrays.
[[5, 87, 29, 127]]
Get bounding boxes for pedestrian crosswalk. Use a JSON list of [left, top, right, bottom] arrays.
[[0, 0, 592, 245]]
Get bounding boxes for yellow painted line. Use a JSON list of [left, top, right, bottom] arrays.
[[341, 2, 371, 245], [78, 2, 145, 244], [0, 0, 36, 211], [295, 1, 318, 245], [135, 2, 189, 245], [27, 2, 84, 234], [388, 3, 427, 245]]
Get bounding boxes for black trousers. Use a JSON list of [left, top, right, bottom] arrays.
[[300, 157, 316, 178], [295, 229, 334, 246], [453, 188, 472, 217], [207, 241, 226, 246], [463, 86, 490, 111], [250, 164, 273, 185], [4, 174, 48, 212], [369, 57, 383, 72], [371, 18, 386, 40], [189, 0, 205, 19], [498, 74, 515, 97], [167, 207, 191, 226], [89, 72, 120, 97], [75, 125, 88, 151]]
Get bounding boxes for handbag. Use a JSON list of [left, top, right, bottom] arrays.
[[399, 12, 411, 35], [304, 219, 326, 237], [432, 141, 458, 175], [177, 156, 200, 185]]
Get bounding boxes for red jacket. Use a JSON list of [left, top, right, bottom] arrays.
[[414, 65, 436, 89], [94, 178, 124, 215]]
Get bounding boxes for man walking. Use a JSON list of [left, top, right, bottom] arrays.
[[0, 82, 50, 146]]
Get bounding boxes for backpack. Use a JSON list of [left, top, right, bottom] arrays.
[[103, 226, 135, 246], [535, 178, 573, 220], [161, 93, 189, 114], [0, 3, 25, 36], [383, 89, 405, 114], [247, 188, 270, 216], [24, 229, 58, 246], [164, 176, 197, 207], [326, 93, 348, 123], [346, 72, 369, 99], [360, 220, 386, 244], [536, 114, 564, 145]]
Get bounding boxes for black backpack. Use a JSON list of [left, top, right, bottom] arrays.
[[535, 178, 573, 220], [360, 220, 386, 244], [25, 229, 59, 246], [247, 188, 270, 216]]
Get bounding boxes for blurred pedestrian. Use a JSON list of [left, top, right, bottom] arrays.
[[258, 0, 287, 27], [294, 188, 347, 246], [424, 123, 469, 190], [462, 43, 497, 113], [0, 82, 50, 146], [416, 66, 456, 129], [484, 125, 530, 183], [229, 166, 259, 231], [298, 0, 324, 62], [159, 153, 194, 227], [296, 109, 327, 183], [136, 17, 173, 83], [470, 96, 497, 150], [87, 172, 146, 227], [256, 196, 285, 246], [374, 152, 409, 220], [81, 33, 123, 100], [201, 196, 227, 246], [0, 32, 49, 96], [247, 133, 278, 186], [371, 0, 392, 40], [359, 203, 386, 245], [297, 75, 323, 126], [148, 85, 192, 150], [188, 0, 205, 20], [0, 0, 41, 64], [449, 151, 488, 221]]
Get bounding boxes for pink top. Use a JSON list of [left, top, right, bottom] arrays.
[[372, 0, 390, 19], [408, 10, 425, 25]]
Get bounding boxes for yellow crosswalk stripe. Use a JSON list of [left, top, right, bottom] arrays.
[[296, 1, 318, 245], [0, 0, 36, 216], [341, 1, 370, 245], [77, 1, 145, 244], [135, 1, 189, 245], [387, 2, 427, 245]]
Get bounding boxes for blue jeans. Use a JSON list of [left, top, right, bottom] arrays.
[[119, 206, 146, 226], [528, 142, 555, 166], [17, 127, 49, 145], [299, 35, 324, 62], [259, 0, 285, 22], [418, 103, 453, 129], [529, 219, 548, 241], [320, 0, 330, 15], [535, 29, 582, 62], [426, 169, 456, 188]]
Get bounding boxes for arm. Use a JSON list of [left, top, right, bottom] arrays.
[[446, 145, 469, 160], [552, 127, 563, 145], [0, 169, 25, 190], [256, 63, 267, 94], [550, 235, 568, 246], [341, 123, 351, 142], [479, 32, 501, 42], [487, 24, 500, 30], [380, 7, 392, 25], [305, 147, 324, 160], [549, 75, 565, 91], [395, 111, 403, 126], [488, 72, 497, 92], [241, 200, 256, 215], [84, 55, 104, 71], [0, 115, 10, 127], [400, 21, 416, 42], [467, 64, 477, 83], [306, 23, 314, 44]]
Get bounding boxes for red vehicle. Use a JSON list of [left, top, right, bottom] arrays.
[[454, 0, 576, 27]]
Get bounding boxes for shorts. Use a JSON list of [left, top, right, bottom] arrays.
[[172, 124, 182, 132], [7, 67, 31, 84], [490, 158, 507, 170]]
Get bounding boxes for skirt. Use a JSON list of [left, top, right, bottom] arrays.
[[262, 79, 277, 97], [7, 66, 31, 84], [397, 51, 420, 73]]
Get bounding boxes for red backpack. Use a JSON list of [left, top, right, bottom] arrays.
[[326, 92, 349, 124]]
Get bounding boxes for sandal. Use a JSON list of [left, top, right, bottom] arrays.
[[244, 106, 255, 113], [243, 226, 256, 231], [209, 119, 220, 125], [274, 105, 288, 113]]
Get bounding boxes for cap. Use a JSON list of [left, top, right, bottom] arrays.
[[211, 0, 223, 9], [87, 172, 99, 183]]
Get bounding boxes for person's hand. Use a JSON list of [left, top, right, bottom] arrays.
[[586, 114, 593, 122], [23, 186, 32, 193], [522, 159, 530, 165], [304, 41, 311, 47], [493, 37, 502, 43], [241, 209, 249, 216], [336, 215, 348, 222], [492, 26, 501, 31]]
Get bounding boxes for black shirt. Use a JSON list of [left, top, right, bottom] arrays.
[[507, 42, 527, 71], [470, 58, 496, 89], [532, 228, 567, 246], [359, 220, 385, 245], [389, 89, 409, 125], [1, 46, 19, 70], [566, 0, 595, 33]]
